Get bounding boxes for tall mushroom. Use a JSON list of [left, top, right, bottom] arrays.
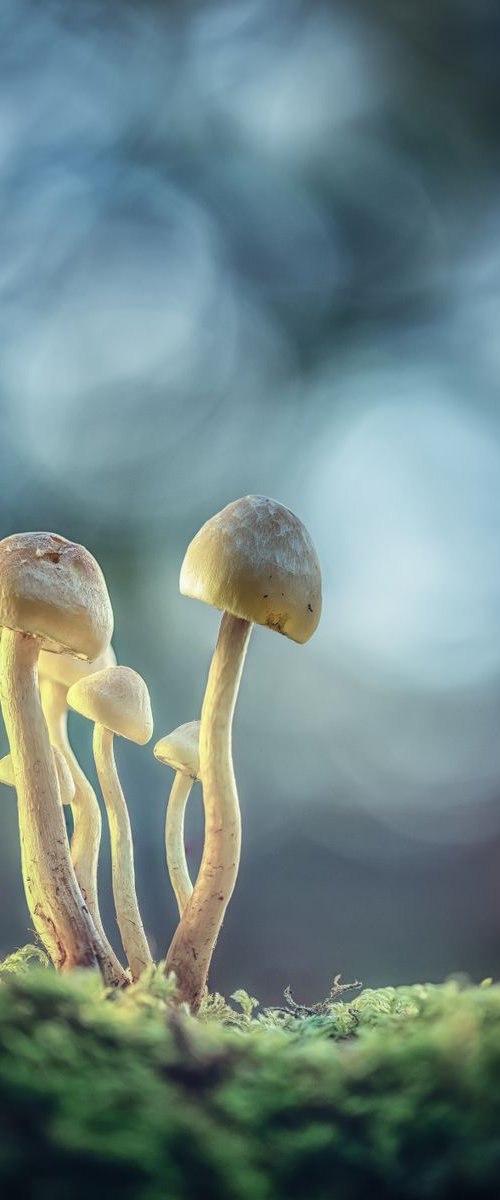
[[38, 645, 126, 987], [165, 495, 322, 1009], [0, 532, 113, 971], [154, 721, 200, 916], [67, 665, 153, 980]]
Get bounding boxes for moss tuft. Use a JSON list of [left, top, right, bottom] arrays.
[[0, 943, 49, 978], [0, 954, 499, 1197]]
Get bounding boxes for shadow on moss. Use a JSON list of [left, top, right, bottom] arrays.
[[0, 953, 499, 1198]]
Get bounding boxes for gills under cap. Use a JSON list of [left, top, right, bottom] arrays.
[[154, 721, 200, 780], [0, 533, 113, 660], [180, 495, 322, 645], [67, 665, 153, 745], [39, 643, 116, 691]]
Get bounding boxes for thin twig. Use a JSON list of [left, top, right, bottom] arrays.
[[281, 974, 362, 1018]]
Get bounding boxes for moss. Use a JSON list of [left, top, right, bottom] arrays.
[[0, 959, 499, 1198]]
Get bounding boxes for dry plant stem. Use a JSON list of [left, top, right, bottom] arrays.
[[93, 724, 152, 980], [166, 612, 252, 1009], [0, 630, 103, 970], [166, 772, 194, 916], [40, 678, 127, 988]]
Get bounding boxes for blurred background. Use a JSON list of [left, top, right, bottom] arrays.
[[0, 0, 499, 1003]]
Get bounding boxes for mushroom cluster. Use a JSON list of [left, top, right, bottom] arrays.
[[0, 498, 321, 1010]]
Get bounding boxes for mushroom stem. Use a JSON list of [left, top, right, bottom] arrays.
[[0, 629, 103, 971], [166, 771, 195, 916], [165, 612, 252, 1009], [40, 678, 127, 988], [93, 723, 152, 980]]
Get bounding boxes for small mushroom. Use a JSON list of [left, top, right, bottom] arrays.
[[67, 665, 153, 981], [0, 532, 113, 971], [154, 721, 201, 916], [165, 495, 322, 1009], [38, 644, 127, 988]]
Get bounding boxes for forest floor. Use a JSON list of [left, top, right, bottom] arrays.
[[0, 949, 498, 1198]]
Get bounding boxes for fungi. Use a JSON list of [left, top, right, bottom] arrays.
[[0, 532, 113, 970], [165, 496, 321, 1008], [154, 721, 200, 916], [68, 665, 153, 980]]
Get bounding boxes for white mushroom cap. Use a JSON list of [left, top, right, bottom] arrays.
[[154, 721, 200, 780], [39, 642, 116, 690], [0, 533, 113, 660], [67, 665, 153, 745], [0, 746, 75, 802], [180, 495, 322, 644]]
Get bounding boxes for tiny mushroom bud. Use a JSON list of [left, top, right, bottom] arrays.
[[39, 644, 126, 987], [0, 532, 114, 971], [154, 721, 201, 916], [165, 496, 322, 1009], [67, 665, 153, 981]]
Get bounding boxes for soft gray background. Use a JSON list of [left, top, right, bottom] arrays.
[[0, 0, 499, 1002]]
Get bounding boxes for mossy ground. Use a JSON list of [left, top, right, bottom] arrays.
[[0, 950, 499, 1199]]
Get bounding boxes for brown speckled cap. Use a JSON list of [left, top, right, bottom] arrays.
[[68, 665, 153, 745], [39, 642, 116, 691], [180, 495, 322, 644], [0, 533, 113, 660], [154, 721, 200, 780]]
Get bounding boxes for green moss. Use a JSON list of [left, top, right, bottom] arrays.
[[0, 959, 499, 1198]]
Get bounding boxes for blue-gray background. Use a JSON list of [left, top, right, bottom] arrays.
[[0, 0, 499, 1002]]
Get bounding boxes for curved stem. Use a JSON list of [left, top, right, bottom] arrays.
[[0, 629, 103, 971], [165, 613, 252, 1009], [166, 772, 194, 916], [93, 724, 152, 980], [40, 678, 127, 988]]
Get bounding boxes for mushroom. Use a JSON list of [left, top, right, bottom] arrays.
[[38, 644, 127, 987], [165, 495, 322, 1009], [0, 746, 75, 806], [154, 721, 200, 916], [67, 665, 154, 980], [0, 532, 114, 971]]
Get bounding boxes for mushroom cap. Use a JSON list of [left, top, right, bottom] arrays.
[[39, 642, 116, 691], [154, 720, 200, 780], [0, 746, 75, 802], [180, 495, 322, 644], [67, 665, 153, 745], [0, 533, 113, 660]]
